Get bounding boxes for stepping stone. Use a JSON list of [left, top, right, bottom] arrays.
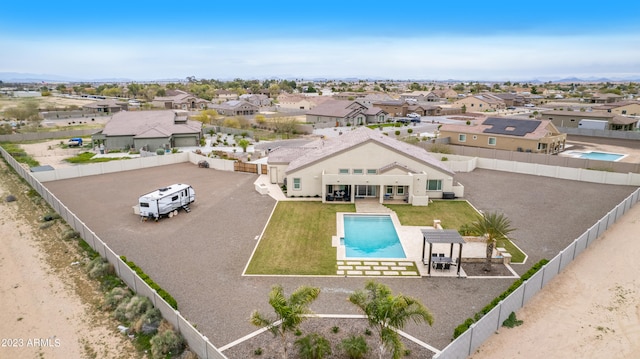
[[381, 261, 396, 266], [363, 261, 379, 266], [355, 266, 371, 270], [391, 266, 406, 270], [398, 262, 413, 266], [365, 270, 381, 275], [337, 270, 345, 275], [337, 265, 352, 270], [347, 270, 363, 275], [401, 271, 419, 276], [373, 266, 389, 270], [346, 261, 361, 265], [383, 271, 400, 275]]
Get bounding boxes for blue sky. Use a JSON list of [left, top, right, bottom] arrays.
[[1, 1, 639, 81]]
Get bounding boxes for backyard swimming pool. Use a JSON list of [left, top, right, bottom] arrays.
[[342, 214, 406, 258], [578, 151, 625, 161]]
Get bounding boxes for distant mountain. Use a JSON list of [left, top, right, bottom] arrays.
[[0, 72, 81, 83]]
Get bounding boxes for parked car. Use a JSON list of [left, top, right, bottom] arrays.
[[524, 103, 535, 108], [67, 138, 83, 147], [407, 113, 421, 119], [506, 106, 516, 110]]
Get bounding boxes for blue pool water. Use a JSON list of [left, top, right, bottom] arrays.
[[343, 214, 406, 258], [579, 151, 624, 161]]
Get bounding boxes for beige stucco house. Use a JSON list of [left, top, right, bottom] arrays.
[[593, 101, 640, 116], [267, 127, 464, 205], [210, 100, 259, 116], [453, 94, 506, 111], [542, 110, 638, 130], [152, 90, 210, 110], [306, 100, 388, 128], [91, 110, 202, 151], [276, 94, 332, 110], [439, 117, 567, 154]]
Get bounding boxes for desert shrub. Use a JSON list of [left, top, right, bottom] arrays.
[[104, 287, 133, 311], [428, 143, 453, 154], [254, 347, 263, 355], [331, 326, 340, 333], [502, 312, 523, 328], [295, 333, 331, 359], [150, 324, 184, 358], [42, 212, 60, 221], [407, 128, 413, 134], [156, 148, 165, 155], [62, 229, 80, 240], [39, 221, 55, 229], [339, 335, 369, 359], [86, 257, 114, 279], [132, 307, 162, 335], [115, 295, 153, 323]]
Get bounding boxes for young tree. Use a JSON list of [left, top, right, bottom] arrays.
[[250, 285, 321, 359], [468, 211, 515, 272], [349, 281, 433, 359], [237, 138, 250, 152]]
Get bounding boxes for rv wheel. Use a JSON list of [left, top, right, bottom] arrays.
[[173, 210, 178, 216], [168, 212, 174, 218]]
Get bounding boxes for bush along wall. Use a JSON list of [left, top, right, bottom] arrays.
[[453, 259, 549, 339], [120, 256, 178, 310]]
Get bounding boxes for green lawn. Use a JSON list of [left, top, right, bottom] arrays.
[[386, 200, 479, 229], [245, 202, 355, 275], [245, 200, 526, 275], [65, 152, 131, 164]]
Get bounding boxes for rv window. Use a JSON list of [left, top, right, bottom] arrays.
[[140, 202, 149, 208], [172, 195, 178, 201]]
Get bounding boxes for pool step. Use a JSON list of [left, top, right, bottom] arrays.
[[337, 260, 419, 277]]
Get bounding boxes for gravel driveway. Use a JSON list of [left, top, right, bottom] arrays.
[[42, 163, 638, 352]]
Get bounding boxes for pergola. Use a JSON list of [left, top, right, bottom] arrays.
[[421, 229, 465, 276]]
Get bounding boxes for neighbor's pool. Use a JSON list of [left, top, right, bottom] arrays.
[[579, 151, 625, 162], [342, 214, 406, 258]]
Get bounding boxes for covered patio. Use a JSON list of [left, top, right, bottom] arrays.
[[421, 229, 465, 276]]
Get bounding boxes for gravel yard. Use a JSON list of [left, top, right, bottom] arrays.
[[38, 162, 638, 356]]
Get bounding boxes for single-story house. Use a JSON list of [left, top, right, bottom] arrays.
[[305, 100, 388, 128], [453, 94, 506, 111], [276, 94, 333, 110], [587, 93, 624, 104], [239, 94, 272, 107], [593, 101, 640, 116], [152, 90, 210, 110], [83, 99, 127, 114], [431, 89, 459, 100], [91, 110, 202, 151], [438, 117, 567, 154], [210, 100, 259, 116], [542, 110, 638, 131], [267, 126, 464, 205]]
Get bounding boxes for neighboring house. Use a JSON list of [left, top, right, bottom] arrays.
[[239, 94, 272, 107], [267, 126, 463, 205], [453, 93, 506, 111], [432, 89, 459, 100], [214, 90, 239, 101], [83, 99, 127, 114], [439, 117, 567, 154], [305, 100, 388, 128], [399, 91, 434, 102], [492, 93, 526, 107], [542, 110, 638, 130], [332, 92, 361, 101], [588, 93, 624, 104], [593, 101, 640, 116], [210, 100, 259, 116], [152, 90, 210, 110], [276, 94, 332, 110], [358, 93, 395, 106], [91, 110, 202, 151], [372, 100, 410, 117]]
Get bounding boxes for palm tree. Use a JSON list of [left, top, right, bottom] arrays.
[[250, 285, 321, 359], [348, 281, 433, 359], [469, 211, 515, 272]]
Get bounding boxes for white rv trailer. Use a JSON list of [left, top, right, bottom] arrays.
[[138, 183, 195, 221]]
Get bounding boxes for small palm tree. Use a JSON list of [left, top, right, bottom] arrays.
[[250, 285, 321, 359], [238, 138, 250, 152], [339, 335, 369, 359], [349, 281, 433, 359], [469, 211, 515, 272], [295, 333, 331, 359]]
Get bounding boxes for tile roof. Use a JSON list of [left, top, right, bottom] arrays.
[[284, 127, 454, 175], [102, 110, 202, 137]]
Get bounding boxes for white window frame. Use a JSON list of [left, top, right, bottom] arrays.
[[367, 169, 377, 175], [339, 168, 349, 174], [488, 137, 497, 146], [293, 178, 301, 190], [353, 169, 364, 175], [396, 186, 405, 195], [385, 186, 394, 195], [459, 134, 466, 142]]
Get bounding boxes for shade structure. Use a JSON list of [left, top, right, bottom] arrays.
[[421, 229, 465, 276]]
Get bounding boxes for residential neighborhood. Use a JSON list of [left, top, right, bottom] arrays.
[[2, 2, 640, 359]]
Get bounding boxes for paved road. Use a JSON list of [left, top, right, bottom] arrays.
[[43, 164, 638, 351]]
